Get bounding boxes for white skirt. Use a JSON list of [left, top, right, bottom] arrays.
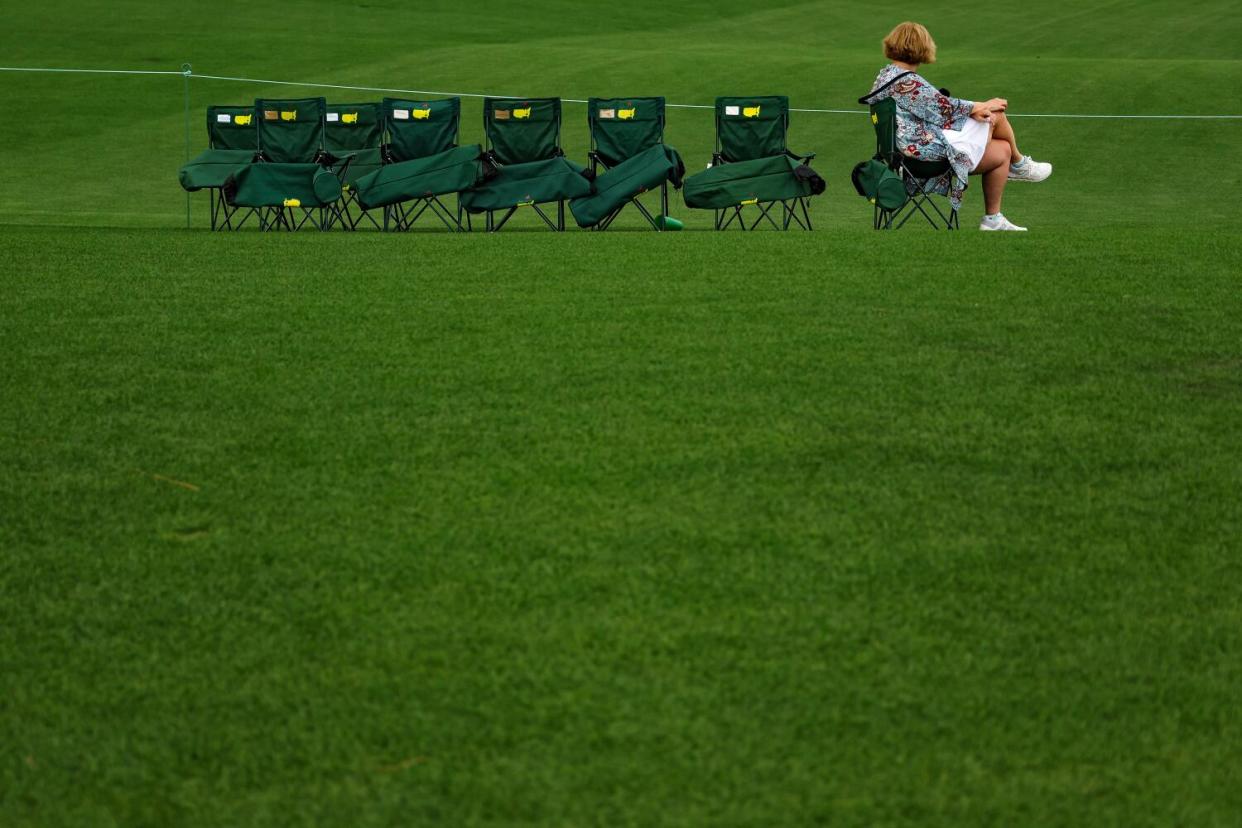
[[942, 118, 992, 171]]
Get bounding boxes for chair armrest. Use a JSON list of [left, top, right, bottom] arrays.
[[787, 150, 816, 163]]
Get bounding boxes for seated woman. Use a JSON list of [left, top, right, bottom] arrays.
[[864, 21, 1051, 231]]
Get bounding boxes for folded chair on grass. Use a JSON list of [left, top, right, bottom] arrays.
[[178, 105, 259, 230], [459, 97, 594, 232], [354, 97, 475, 231], [226, 96, 349, 231], [862, 97, 959, 230], [570, 97, 685, 231], [324, 102, 384, 229], [682, 96, 824, 231]]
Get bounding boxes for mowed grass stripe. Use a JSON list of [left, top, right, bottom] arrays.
[[3, 225, 1241, 822]]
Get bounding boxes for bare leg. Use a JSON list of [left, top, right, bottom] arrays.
[[989, 111, 1023, 164], [971, 139, 1012, 214]]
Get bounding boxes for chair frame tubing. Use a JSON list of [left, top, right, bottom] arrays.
[[713, 196, 813, 232], [873, 159, 959, 231], [383, 195, 467, 232]]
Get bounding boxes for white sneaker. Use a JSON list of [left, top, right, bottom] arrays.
[[1008, 156, 1052, 182], [979, 214, 1028, 232]]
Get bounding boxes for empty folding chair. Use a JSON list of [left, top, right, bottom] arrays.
[[222, 97, 347, 231], [178, 105, 259, 230], [458, 98, 594, 232], [569, 97, 685, 231], [352, 97, 485, 232], [323, 102, 384, 230], [682, 96, 825, 231]]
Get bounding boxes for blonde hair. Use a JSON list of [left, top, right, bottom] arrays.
[[883, 21, 937, 65]]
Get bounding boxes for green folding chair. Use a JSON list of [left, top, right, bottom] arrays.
[[684, 96, 824, 231], [572, 96, 684, 231], [323, 102, 383, 230], [371, 97, 470, 231], [245, 97, 347, 231], [865, 98, 959, 230], [177, 105, 259, 230], [460, 97, 593, 232]]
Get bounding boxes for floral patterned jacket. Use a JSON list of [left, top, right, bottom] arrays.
[[864, 64, 976, 209]]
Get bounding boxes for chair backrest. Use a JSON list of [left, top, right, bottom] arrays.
[[207, 105, 258, 151], [324, 102, 383, 154], [255, 97, 326, 163], [869, 98, 899, 162], [715, 96, 790, 162], [588, 97, 665, 168], [383, 97, 460, 162], [484, 97, 561, 165]]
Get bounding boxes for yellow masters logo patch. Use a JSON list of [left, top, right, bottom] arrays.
[[234, 114, 252, 126], [743, 106, 761, 118], [283, 198, 301, 207], [412, 108, 431, 120], [618, 108, 636, 120], [280, 110, 297, 122], [342, 112, 359, 124], [513, 107, 532, 120]]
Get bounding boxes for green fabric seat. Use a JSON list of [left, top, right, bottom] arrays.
[[354, 145, 486, 210], [571, 143, 684, 229], [225, 163, 342, 208], [683, 154, 818, 209], [179, 148, 256, 191], [459, 157, 593, 213], [681, 95, 823, 231]]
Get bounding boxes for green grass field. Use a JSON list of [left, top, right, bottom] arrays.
[[3, 1, 1242, 825]]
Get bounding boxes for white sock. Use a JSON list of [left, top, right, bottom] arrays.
[[984, 213, 1002, 222], [1012, 155, 1028, 168]]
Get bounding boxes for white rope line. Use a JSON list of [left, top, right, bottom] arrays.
[[3, 65, 1241, 120], [0, 66, 187, 76]]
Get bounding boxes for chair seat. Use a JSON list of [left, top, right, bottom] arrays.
[[459, 157, 593, 213], [683, 154, 820, 210], [353, 145, 484, 210], [179, 149, 257, 191], [896, 154, 952, 179], [224, 162, 342, 208]]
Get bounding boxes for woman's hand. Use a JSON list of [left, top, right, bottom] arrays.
[[970, 98, 1008, 122]]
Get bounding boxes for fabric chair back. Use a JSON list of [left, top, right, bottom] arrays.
[[384, 97, 460, 162], [324, 102, 383, 154], [588, 97, 665, 168], [715, 96, 790, 162], [207, 105, 258, 151], [869, 98, 900, 162], [484, 97, 562, 165], [255, 97, 327, 163]]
